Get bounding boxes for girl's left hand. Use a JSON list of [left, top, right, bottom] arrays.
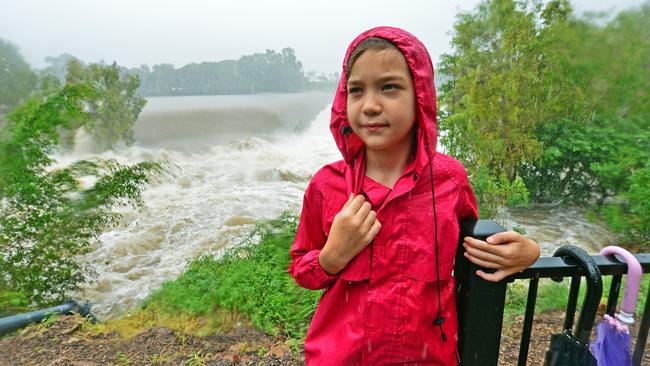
[[462, 231, 540, 282]]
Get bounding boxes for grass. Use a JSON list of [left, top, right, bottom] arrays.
[[133, 211, 321, 340], [83, 303, 208, 338], [0, 286, 30, 317]]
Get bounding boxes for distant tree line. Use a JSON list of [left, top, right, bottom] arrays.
[[129, 47, 338, 95], [36, 48, 339, 97]]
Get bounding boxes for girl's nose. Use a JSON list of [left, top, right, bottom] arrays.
[[362, 94, 382, 115]]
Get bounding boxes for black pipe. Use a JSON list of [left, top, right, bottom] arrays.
[[0, 300, 92, 336]]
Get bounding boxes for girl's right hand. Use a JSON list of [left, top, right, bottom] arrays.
[[318, 194, 382, 275]]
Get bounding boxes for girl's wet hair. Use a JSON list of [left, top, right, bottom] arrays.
[[345, 37, 399, 80]]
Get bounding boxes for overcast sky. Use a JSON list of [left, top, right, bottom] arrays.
[[1, 0, 646, 74]]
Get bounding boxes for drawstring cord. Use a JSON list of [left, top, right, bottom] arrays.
[[427, 148, 446, 343]]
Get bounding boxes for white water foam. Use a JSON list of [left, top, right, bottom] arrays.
[[68, 104, 339, 319], [54, 95, 618, 319]]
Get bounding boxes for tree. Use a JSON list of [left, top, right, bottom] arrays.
[[440, 0, 650, 243], [438, 0, 575, 216], [518, 3, 650, 205], [0, 82, 160, 305], [65, 60, 146, 151], [42, 53, 82, 83], [0, 39, 38, 115], [127, 48, 311, 96]]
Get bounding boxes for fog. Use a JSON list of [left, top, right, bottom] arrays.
[[1, 0, 646, 74]]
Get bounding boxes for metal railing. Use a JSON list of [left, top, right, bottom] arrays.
[[456, 220, 650, 366]]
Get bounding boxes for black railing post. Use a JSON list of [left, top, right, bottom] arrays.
[[456, 220, 508, 366], [633, 282, 650, 366]]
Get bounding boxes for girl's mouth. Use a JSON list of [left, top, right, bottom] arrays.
[[363, 124, 388, 132]]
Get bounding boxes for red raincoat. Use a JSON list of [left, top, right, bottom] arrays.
[[289, 27, 478, 365]]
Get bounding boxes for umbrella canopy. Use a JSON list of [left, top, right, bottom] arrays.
[[591, 314, 632, 366], [590, 246, 642, 366]]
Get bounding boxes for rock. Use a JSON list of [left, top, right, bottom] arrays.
[[62, 337, 81, 345], [268, 343, 290, 358], [47, 357, 70, 366], [61, 322, 81, 335], [70, 361, 99, 366], [228, 342, 247, 353]]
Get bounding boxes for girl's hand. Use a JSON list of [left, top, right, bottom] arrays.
[[319, 194, 382, 275], [462, 231, 540, 282]]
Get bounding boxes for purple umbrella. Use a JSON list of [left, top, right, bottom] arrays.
[[590, 246, 642, 366]]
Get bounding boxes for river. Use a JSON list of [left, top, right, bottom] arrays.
[[57, 92, 617, 319]]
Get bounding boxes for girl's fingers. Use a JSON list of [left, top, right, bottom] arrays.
[[486, 231, 521, 244], [356, 201, 372, 221], [464, 236, 510, 257], [366, 219, 382, 242], [360, 210, 377, 233], [463, 252, 501, 269], [463, 244, 506, 266], [475, 269, 509, 282], [345, 195, 366, 215]]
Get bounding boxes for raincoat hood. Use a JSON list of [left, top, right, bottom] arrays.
[[330, 26, 438, 168]]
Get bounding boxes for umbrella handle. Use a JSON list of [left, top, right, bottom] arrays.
[[599, 246, 642, 322], [554, 245, 603, 344]]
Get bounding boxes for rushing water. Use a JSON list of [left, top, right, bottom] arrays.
[[61, 92, 617, 319]]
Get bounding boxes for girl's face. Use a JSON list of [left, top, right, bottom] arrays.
[[346, 48, 416, 155]]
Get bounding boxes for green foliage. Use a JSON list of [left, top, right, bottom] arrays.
[[439, 0, 579, 180], [0, 39, 38, 115], [63, 60, 146, 151], [440, 0, 650, 242], [520, 119, 646, 204], [0, 83, 160, 306], [598, 163, 650, 244], [0, 286, 30, 316], [144, 213, 320, 339], [470, 168, 529, 219], [438, 0, 578, 217]]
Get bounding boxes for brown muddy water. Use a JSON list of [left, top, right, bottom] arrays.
[[52, 92, 618, 319]]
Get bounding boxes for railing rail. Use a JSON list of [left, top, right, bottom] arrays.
[[456, 220, 650, 366]]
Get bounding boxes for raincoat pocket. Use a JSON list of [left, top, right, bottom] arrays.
[[339, 245, 371, 281]]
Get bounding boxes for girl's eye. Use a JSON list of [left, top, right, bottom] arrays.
[[382, 84, 400, 91], [348, 87, 362, 94]]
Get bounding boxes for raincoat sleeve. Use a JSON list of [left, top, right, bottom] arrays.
[[457, 171, 479, 221], [289, 180, 338, 290]]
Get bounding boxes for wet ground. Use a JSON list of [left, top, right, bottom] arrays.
[[0, 316, 302, 366]]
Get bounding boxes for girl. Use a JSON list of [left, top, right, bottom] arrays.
[[289, 27, 540, 365]]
